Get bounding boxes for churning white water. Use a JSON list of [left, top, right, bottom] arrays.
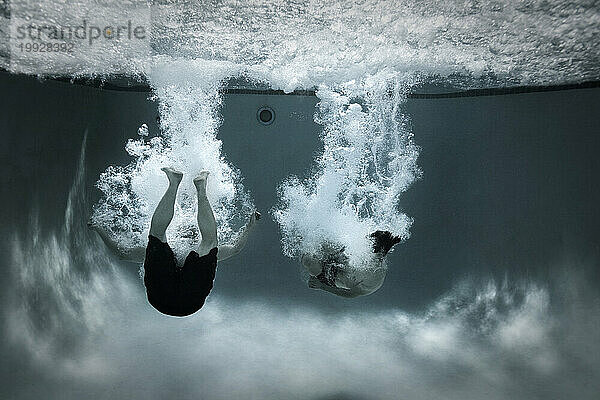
[[92, 62, 421, 264], [274, 71, 421, 265], [91, 60, 255, 256]]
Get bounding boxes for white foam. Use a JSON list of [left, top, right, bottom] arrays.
[[274, 70, 421, 264], [92, 59, 254, 256], [4, 1, 598, 86]]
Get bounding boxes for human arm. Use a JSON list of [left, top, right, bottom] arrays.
[[217, 211, 261, 261], [88, 221, 146, 263], [307, 276, 362, 298]]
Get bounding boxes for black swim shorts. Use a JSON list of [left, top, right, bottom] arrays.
[[143, 235, 218, 317]]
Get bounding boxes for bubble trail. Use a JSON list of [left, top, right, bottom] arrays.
[[91, 60, 254, 258], [274, 70, 421, 266]]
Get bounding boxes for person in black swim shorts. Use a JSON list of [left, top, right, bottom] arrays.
[[90, 167, 260, 316]]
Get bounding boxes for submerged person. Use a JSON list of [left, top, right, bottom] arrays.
[[300, 231, 401, 298], [90, 167, 260, 316]]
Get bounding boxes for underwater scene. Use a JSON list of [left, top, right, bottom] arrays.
[[0, 1, 599, 399]]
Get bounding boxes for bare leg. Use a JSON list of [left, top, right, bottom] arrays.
[[194, 171, 217, 256], [149, 167, 183, 242]]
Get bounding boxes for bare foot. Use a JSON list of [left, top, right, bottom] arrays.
[[194, 170, 210, 196], [193, 170, 210, 186], [193, 170, 210, 182], [161, 167, 183, 184]]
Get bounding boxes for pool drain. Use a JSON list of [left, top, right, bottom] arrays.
[[257, 106, 275, 125]]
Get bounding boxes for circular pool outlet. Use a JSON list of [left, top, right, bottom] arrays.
[[257, 106, 275, 125]]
